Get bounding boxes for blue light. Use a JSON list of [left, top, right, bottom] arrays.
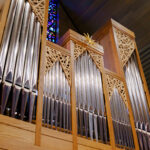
[[47, 0, 59, 43]]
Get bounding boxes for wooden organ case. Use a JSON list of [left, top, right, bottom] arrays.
[[0, 1, 149, 149]]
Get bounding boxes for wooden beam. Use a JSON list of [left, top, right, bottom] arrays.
[[70, 40, 78, 150], [102, 70, 116, 150], [35, 0, 49, 146], [0, 0, 11, 45]]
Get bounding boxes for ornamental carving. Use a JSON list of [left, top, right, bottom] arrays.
[[74, 43, 103, 71], [113, 27, 135, 66], [45, 46, 71, 84], [28, 0, 45, 25], [106, 74, 128, 107]]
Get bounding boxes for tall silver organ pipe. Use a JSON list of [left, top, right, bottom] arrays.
[[4, 0, 25, 82], [110, 88, 134, 148], [124, 52, 150, 150], [42, 62, 71, 132], [0, 0, 41, 122], [31, 21, 41, 91], [14, 2, 31, 86], [23, 12, 36, 89], [0, 0, 18, 78], [74, 52, 108, 143]]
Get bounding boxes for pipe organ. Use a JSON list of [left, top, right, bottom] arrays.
[[43, 61, 71, 131], [0, 1, 149, 149], [110, 88, 134, 148], [0, 0, 42, 122], [74, 51, 108, 143]]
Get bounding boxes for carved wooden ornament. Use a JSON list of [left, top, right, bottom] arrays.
[[45, 46, 71, 84], [74, 43, 104, 71], [28, 0, 45, 25], [106, 74, 128, 107], [113, 27, 135, 66]]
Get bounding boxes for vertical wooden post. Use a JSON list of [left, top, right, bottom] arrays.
[[35, 0, 49, 146], [70, 40, 78, 150], [0, 0, 11, 45], [102, 70, 116, 150]]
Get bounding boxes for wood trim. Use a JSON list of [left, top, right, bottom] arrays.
[[35, 0, 49, 146], [69, 40, 78, 150], [104, 68, 124, 81], [77, 137, 112, 150], [110, 19, 135, 38], [58, 29, 104, 56], [46, 40, 71, 56], [101, 69, 116, 150], [0, 0, 11, 46]]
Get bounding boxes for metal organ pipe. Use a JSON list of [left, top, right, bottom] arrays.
[[110, 88, 135, 148], [124, 52, 150, 150], [4, 0, 25, 82], [14, 2, 31, 86], [42, 62, 71, 132], [74, 52, 108, 143], [0, 0, 18, 78], [0, 0, 41, 122]]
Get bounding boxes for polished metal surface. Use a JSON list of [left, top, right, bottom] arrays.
[[14, 2, 31, 86], [4, 0, 25, 82], [23, 12, 36, 89], [0, 0, 18, 78], [124, 52, 150, 149], [74, 52, 108, 142], [42, 62, 71, 131], [0, 0, 41, 123], [110, 88, 134, 148]]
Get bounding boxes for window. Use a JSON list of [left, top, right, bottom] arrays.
[[47, 0, 59, 43]]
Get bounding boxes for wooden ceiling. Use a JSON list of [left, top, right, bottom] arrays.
[[60, 0, 150, 91], [60, 0, 150, 49]]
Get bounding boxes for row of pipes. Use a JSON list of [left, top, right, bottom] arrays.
[[0, 0, 41, 122], [43, 62, 71, 131], [74, 52, 108, 143], [125, 52, 150, 150], [110, 88, 134, 148]]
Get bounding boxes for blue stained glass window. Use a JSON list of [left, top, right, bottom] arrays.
[[47, 0, 59, 43]]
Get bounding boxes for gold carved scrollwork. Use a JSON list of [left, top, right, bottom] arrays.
[[45, 46, 71, 84], [74, 43, 103, 71], [106, 74, 128, 107], [113, 27, 135, 66], [28, 0, 45, 25]]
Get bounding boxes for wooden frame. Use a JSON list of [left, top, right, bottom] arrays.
[[59, 29, 117, 150], [93, 18, 150, 150]]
